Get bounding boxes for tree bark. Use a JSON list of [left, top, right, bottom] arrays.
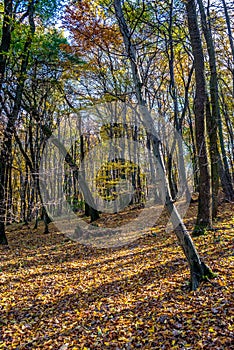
[[0, 0, 36, 244], [114, 0, 214, 290], [167, 0, 191, 203], [197, 0, 234, 211], [80, 126, 100, 221], [41, 125, 100, 223], [221, 0, 234, 97], [185, 0, 212, 233], [0, 160, 8, 245], [0, 0, 12, 88], [0, 0, 13, 245]]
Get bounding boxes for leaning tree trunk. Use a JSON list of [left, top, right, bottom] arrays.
[[41, 125, 100, 224], [114, 0, 214, 290]]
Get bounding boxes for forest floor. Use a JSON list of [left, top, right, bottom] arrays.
[[0, 201, 233, 349]]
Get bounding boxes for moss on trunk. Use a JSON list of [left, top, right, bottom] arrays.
[[190, 261, 216, 290]]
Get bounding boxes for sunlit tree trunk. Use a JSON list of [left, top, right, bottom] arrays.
[[167, 0, 191, 203], [197, 0, 234, 212], [114, 0, 214, 290], [188, 106, 199, 192]]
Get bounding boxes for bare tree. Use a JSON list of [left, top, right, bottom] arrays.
[[185, 0, 212, 233], [114, 0, 214, 290], [0, 0, 36, 244], [197, 0, 234, 213]]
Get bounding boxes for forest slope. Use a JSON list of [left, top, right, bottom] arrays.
[[0, 202, 233, 349]]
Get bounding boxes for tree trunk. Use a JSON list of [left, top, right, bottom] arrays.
[[221, 0, 234, 97], [188, 107, 199, 192], [220, 90, 234, 181], [41, 125, 100, 223], [197, 0, 234, 209], [0, 0, 36, 245], [114, 0, 214, 290], [0, 0, 13, 245], [185, 0, 212, 234], [0, 0, 12, 89], [167, 0, 190, 203], [80, 129, 100, 222], [0, 160, 8, 245], [205, 96, 219, 217]]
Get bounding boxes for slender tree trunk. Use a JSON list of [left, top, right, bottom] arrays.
[[188, 107, 199, 192], [6, 158, 13, 224], [80, 134, 90, 217], [220, 91, 234, 181], [185, 0, 212, 233], [167, 0, 190, 202], [80, 128, 100, 221], [114, 0, 214, 290], [0, 0, 13, 245], [22, 165, 29, 223], [205, 96, 220, 217], [0, 0, 36, 244], [41, 125, 100, 223], [0, 159, 8, 244], [221, 0, 234, 97], [196, 0, 220, 217], [15, 128, 52, 233], [0, 0, 12, 88], [197, 0, 234, 208], [146, 132, 159, 202]]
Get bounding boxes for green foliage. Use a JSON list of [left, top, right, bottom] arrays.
[[31, 28, 67, 61], [35, 0, 62, 24], [193, 225, 210, 237]]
